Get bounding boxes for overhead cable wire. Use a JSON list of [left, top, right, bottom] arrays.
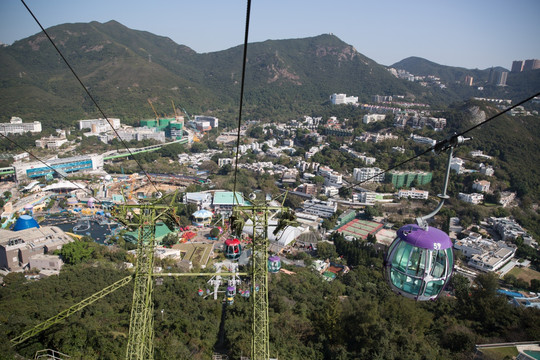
[[231, 0, 252, 202], [20, 0, 161, 195], [302, 90, 540, 213]]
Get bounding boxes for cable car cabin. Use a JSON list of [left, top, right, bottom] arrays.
[[268, 255, 281, 273], [224, 238, 242, 260], [227, 286, 236, 297], [384, 224, 454, 301]]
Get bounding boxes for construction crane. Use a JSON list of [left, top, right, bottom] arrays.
[[147, 99, 159, 120], [171, 100, 179, 118]]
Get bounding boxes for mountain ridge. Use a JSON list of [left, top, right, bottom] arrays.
[[0, 21, 536, 129]]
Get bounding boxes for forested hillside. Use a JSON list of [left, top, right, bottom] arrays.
[[0, 20, 479, 129], [1, 239, 539, 360]]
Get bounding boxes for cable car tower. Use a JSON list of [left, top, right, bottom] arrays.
[[113, 194, 180, 360], [230, 194, 295, 360]]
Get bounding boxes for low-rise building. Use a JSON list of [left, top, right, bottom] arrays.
[[79, 118, 121, 132], [353, 167, 385, 183], [302, 199, 337, 218], [386, 170, 432, 189], [0, 117, 42, 135], [363, 114, 386, 124], [13, 154, 104, 181], [472, 180, 491, 193], [323, 186, 339, 197], [450, 157, 465, 173], [454, 234, 516, 273], [0, 226, 73, 271], [330, 93, 358, 105], [184, 192, 213, 209], [478, 163, 495, 176], [35, 136, 68, 150], [458, 192, 484, 204], [499, 191, 516, 207], [218, 158, 234, 167], [489, 217, 528, 241], [398, 188, 429, 200], [29, 254, 64, 272]]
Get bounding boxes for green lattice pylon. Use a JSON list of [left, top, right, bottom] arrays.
[[232, 204, 287, 360], [114, 195, 179, 360]]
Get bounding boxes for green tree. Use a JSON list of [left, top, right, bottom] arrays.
[[313, 175, 325, 185], [190, 142, 208, 153], [317, 242, 338, 261], [59, 241, 95, 265], [364, 205, 380, 220], [209, 227, 220, 239], [161, 233, 178, 247]]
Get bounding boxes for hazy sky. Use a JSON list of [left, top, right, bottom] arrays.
[[1, 0, 539, 69]]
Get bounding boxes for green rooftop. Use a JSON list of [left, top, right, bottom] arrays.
[[124, 222, 173, 244], [213, 191, 246, 205]]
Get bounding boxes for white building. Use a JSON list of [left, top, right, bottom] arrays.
[[450, 157, 465, 173], [0, 117, 42, 135], [115, 128, 165, 143], [470, 150, 492, 160], [454, 235, 516, 273], [489, 217, 528, 241], [218, 158, 234, 167], [410, 134, 437, 147], [35, 136, 68, 150], [458, 192, 484, 204], [302, 199, 337, 218], [79, 118, 121, 133], [363, 114, 386, 124], [330, 93, 358, 105], [398, 188, 429, 200], [499, 191, 516, 207], [194, 116, 219, 128], [472, 180, 490, 193], [184, 192, 213, 208], [478, 163, 495, 176], [323, 186, 339, 197], [353, 167, 385, 183], [355, 191, 377, 204]]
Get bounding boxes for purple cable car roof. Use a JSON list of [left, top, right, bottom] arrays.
[[396, 224, 452, 250], [268, 255, 280, 262]]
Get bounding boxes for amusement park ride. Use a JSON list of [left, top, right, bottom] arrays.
[[9, 136, 466, 359]]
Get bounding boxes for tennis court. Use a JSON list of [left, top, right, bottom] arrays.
[[337, 219, 383, 240]]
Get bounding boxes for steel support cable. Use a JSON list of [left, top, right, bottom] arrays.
[[20, 0, 161, 195], [301, 90, 540, 213], [231, 0, 252, 202]]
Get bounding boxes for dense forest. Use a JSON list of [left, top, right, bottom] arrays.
[[1, 237, 539, 360]]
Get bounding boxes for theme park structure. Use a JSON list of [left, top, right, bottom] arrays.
[[10, 192, 293, 360]]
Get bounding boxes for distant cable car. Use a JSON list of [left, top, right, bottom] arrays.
[[384, 224, 454, 301], [198, 289, 204, 297], [224, 238, 242, 260], [268, 255, 281, 273]]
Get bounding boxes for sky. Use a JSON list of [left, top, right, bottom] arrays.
[[1, 0, 539, 70]]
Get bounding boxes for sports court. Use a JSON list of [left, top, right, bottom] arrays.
[[337, 219, 383, 240]]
